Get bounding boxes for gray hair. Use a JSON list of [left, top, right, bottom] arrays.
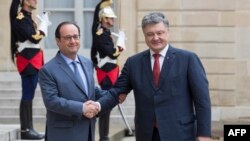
[[141, 12, 169, 29]]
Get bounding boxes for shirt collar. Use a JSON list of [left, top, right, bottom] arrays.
[[60, 52, 80, 64], [150, 44, 169, 57]]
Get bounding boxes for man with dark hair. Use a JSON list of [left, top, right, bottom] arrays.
[[91, 0, 126, 141], [39, 21, 122, 141], [9, 0, 51, 139]]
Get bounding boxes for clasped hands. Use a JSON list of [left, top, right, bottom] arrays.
[[83, 100, 100, 118], [83, 93, 127, 118]]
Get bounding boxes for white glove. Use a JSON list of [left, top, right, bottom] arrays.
[[37, 12, 52, 36], [116, 30, 126, 50]]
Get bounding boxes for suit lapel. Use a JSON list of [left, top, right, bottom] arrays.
[[158, 46, 176, 88], [142, 51, 155, 88], [78, 56, 92, 98], [56, 53, 88, 97]]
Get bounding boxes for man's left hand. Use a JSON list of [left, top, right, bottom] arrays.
[[118, 93, 127, 104]]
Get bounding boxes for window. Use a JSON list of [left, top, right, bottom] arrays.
[[40, 0, 118, 60], [41, 0, 100, 51]]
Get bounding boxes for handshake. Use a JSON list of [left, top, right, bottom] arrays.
[[83, 93, 127, 118], [83, 100, 100, 119]]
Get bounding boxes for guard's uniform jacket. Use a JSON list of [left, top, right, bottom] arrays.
[[91, 26, 121, 87], [13, 9, 44, 75]]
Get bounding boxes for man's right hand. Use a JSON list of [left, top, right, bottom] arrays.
[[83, 100, 100, 118]]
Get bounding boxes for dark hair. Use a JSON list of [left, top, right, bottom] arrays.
[[55, 21, 80, 38]]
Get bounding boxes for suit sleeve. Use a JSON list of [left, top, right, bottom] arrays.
[[97, 58, 132, 111], [39, 67, 83, 119], [95, 87, 119, 113], [188, 53, 211, 137], [113, 57, 133, 93]]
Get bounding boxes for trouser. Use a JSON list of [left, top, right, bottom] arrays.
[[20, 73, 38, 130], [21, 74, 38, 101], [98, 111, 111, 141], [20, 73, 44, 139], [99, 77, 113, 141], [20, 100, 33, 130], [20, 100, 44, 139]]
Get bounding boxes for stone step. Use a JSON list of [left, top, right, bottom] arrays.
[[0, 97, 45, 107], [0, 115, 46, 124], [0, 90, 42, 98], [0, 81, 41, 91], [0, 81, 21, 89], [0, 124, 19, 141], [0, 107, 46, 116], [0, 72, 20, 81]]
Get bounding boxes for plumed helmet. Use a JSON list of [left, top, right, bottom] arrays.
[[98, 6, 116, 21], [9, 0, 22, 63], [92, 0, 116, 36], [10, 0, 21, 20], [91, 0, 115, 66]]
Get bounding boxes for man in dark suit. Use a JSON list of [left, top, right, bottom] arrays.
[[38, 21, 119, 141], [108, 12, 211, 141]]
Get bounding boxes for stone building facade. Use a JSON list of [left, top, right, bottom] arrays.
[[1, 0, 250, 126]]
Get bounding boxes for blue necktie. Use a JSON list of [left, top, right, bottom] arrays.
[[72, 61, 88, 95]]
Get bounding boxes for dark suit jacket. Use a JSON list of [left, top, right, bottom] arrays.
[[111, 45, 211, 141], [39, 52, 115, 141]]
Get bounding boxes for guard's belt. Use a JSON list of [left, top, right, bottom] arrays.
[[17, 40, 40, 52]]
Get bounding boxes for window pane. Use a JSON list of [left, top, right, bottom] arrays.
[[83, 12, 95, 49], [44, 12, 74, 49], [45, 0, 74, 8], [83, 0, 100, 8], [43, 0, 116, 50]]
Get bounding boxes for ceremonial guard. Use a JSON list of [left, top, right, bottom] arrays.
[[10, 0, 51, 139], [91, 0, 126, 141]]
